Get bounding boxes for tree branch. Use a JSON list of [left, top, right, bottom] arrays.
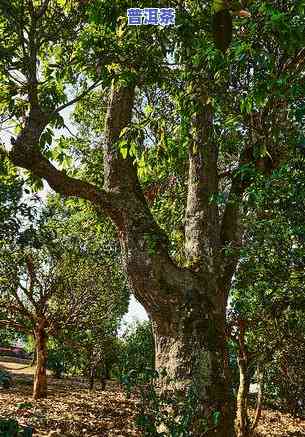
[[19, 282, 38, 311], [184, 89, 220, 278], [0, 320, 30, 334], [9, 108, 119, 213], [219, 146, 253, 294], [35, 0, 51, 19], [11, 288, 35, 322], [53, 80, 102, 114]]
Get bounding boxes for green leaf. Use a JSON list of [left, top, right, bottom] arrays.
[[212, 0, 227, 13], [119, 127, 130, 138], [121, 147, 128, 159], [129, 142, 137, 157], [212, 411, 221, 426]]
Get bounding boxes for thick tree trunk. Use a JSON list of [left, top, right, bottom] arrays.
[[153, 302, 234, 437], [102, 84, 236, 436], [33, 325, 48, 399]]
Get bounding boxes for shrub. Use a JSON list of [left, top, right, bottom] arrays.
[[0, 368, 12, 389], [114, 321, 155, 382], [0, 418, 33, 436], [122, 368, 221, 436]]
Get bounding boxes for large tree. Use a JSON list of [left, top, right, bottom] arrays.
[[1, 0, 305, 434]]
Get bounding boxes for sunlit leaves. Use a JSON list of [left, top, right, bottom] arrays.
[[0, 154, 30, 242]]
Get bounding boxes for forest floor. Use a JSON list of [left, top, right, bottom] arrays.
[[1, 361, 305, 436]]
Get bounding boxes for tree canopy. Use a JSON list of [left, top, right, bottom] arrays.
[[1, 1, 305, 435]]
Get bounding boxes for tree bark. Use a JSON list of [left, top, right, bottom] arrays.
[[236, 354, 250, 437], [89, 366, 96, 391], [153, 304, 234, 436], [99, 359, 107, 390], [235, 322, 250, 437], [251, 364, 263, 432], [33, 324, 48, 399]]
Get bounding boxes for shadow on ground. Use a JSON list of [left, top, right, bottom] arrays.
[[0, 364, 139, 436]]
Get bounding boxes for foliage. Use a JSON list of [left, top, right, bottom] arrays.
[[0, 191, 129, 334], [0, 368, 12, 389], [0, 326, 19, 349], [265, 340, 305, 415], [0, 418, 33, 437], [0, 155, 32, 244], [46, 340, 66, 378], [115, 321, 155, 382], [122, 368, 221, 436], [44, 196, 129, 382], [230, 156, 305, 415], [0, 193, 129, 395]]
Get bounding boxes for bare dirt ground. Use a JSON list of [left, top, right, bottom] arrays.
[[253, 408, 305, 437], [0, 360, 47, 374], [1, 361, 305, 436], [0, 362, 138, 436]]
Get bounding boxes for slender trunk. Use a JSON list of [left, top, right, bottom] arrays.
[[235, 320, 252, 437], [105, 361, 110, 380], [236, 354, 250, 437], [153, 303, 234, 437], [33, 325, 48, 399], [100, 377, 106, 391], [30, 352, 36, 367], [251, 364, 263, 431], [89, 366, 96, 391], [100, 360, 107, 390]]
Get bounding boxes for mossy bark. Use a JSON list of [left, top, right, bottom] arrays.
[[153, 301, 234, 437]]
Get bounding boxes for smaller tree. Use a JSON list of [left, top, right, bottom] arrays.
[[228, 313, 264, 437], [0, 247, 56, 399], [230, 156, 305, 435], [0, 226, 128, 399]]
